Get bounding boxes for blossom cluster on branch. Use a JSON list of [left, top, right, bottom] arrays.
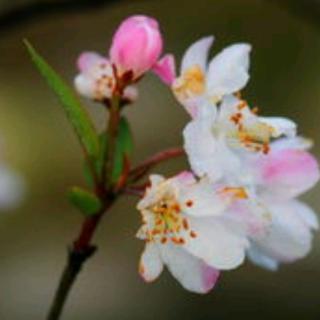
[[74, 15, 319, 293], [27, 14, 319, 320]]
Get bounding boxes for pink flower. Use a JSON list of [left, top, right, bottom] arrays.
[[110, 15, 163, 78]]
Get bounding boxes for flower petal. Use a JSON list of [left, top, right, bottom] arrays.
[[181, 36, 214, 74], [152, 54, 176, 85], [139, 243, 163, 282], [184, 217, 249, 270], [77, 52, 109, 76], [179, 178, 233, 217], [159, 243, 220, 293], [251, 200, 316, 264], [247, 244, 279, 271], [74, 74, 96, 99], [255, 148, 319, 199], [293, 200, 319, 230], [183, 103, 242, 182], [259, 116, 297, 138], [207, 43, 251, 99], [270, 136, 313, 151]]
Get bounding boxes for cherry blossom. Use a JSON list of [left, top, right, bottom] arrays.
[[137, 172, 250, 293]]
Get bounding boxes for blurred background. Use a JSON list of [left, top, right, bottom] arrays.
[[0, 0, 320, 319]]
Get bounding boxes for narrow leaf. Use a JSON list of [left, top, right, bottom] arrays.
[[24, 40, 99, 159], [68, 187, 102, 216]]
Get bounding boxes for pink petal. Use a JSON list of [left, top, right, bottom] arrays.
[[201, 264, 220, 293], [257, 149, 319, 198], [77, 52, 106, 73], [152, 54, 176, 85], [175, 171, 196, 185], [109, 15, 163, 77]]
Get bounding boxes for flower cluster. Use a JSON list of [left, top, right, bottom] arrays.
[[74, 15, 319, 294]]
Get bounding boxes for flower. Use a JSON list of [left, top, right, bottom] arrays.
[[183, 95, 296, 182], [110, 15, 163, 78], [74, 52, 138, 102], [154, 36, 251, 117], [136, 172, 250, 293], [245, 138, 319, 270], [75, 15, 165, 102]]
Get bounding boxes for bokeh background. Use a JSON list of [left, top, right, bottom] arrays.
[[0, 0, 320, 319]]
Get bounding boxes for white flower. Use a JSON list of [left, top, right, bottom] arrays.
[[136, 172, 250, 293], [171, 36, 251, 117], [245, 138, 319, 270], [183, 95, 296, 182], [74, 52, 138, 102]]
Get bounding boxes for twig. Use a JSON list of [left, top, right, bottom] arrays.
[[129, 147, 185, 182]]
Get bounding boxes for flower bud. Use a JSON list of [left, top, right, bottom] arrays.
[[110, 15, 163, 78]]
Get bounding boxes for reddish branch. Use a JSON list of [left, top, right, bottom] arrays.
[[129, 147, 185, 182]]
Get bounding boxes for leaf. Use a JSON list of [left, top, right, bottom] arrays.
[[68, 187, 102, 216], [112, 117, 133, 183], [24, 40, 99, 159]]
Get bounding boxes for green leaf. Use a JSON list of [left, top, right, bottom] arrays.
[[68, 187, 102, 216], [24, 40, 99, 159], [112, 117, 133, 183]]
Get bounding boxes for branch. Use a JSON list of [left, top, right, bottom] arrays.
[[129, 147, 185, 182]]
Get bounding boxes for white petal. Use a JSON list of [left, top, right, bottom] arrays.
[[179, 178, 230, 217], [259, 116, 297, 138], [137, 175, 165, 210], [184, 217, 249, 270], [247, 244, 279, 271], [292, 200, 319, 230], [183, 114, 242, 182], [251, 200, 316, 264], [183, 119, 222, 181], [149, 174, 165, 187], [139, 243, 163, 282], [270, 136, 313, 151], [207, 43, 251, 98], [181, 36, 214, 74], [159, 243, 220, 293], [74, 74, 96, 99]]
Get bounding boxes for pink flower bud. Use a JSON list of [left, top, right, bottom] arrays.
[[110, 15, 163, 78]]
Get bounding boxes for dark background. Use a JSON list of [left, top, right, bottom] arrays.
[[0, 0, 319, 319]]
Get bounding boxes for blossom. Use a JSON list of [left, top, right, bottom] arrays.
[[136, 172, 251, 293], [183, 95, 296, 182], [153, 36, 251, 117], [245, 138, 319, 270], [74, 52, 138, 102], [75, 15, 164, 102], [110, 15, 163, 78]]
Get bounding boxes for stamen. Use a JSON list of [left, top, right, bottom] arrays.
[[186, 200, 193, 207], [190, 230, 197, 238]]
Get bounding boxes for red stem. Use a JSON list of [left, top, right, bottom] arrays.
[[129, 147, 185, 181]]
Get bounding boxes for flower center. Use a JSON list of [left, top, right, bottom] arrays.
[[93, 63, 116, 101], [228, 100, 274, 154], [143, 194, 197, 245], [173, 65, 205, 100]]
